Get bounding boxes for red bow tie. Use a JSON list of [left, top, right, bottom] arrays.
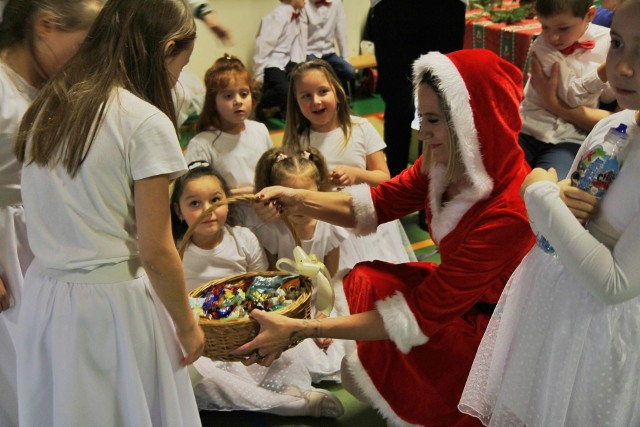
[[291, 11, 300, 20], [560, 39, 596, 56], [315, 0, 331, 6]]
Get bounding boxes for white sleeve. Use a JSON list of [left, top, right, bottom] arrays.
[[335, 1, 349, 58], [184, 134, 215, 166], [524, 181, 640, 304], [186, 0, 212, 19], [562, 68, 608, 108], [253, 15, 283, 80]]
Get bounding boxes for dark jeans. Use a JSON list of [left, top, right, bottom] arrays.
[[259, 63, 297, 113], [518, 132, 581, 179]]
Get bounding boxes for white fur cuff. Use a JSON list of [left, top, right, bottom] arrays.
[[343, 184, 377, 236], [376, 292, 429, 354]]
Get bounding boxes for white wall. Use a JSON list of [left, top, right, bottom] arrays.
[[185, 0, 371, 80]]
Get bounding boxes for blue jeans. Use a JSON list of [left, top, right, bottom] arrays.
[[518, 133, 581, 180]]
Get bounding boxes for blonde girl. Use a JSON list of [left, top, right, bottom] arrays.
[[0, 0, 104, 425], [283, 59, 416, 270], [254, 146, 350, 383], [14, 0, 204, 425]]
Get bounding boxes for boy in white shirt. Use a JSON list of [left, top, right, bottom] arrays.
[[519, 0, 612, 179], [303, 0, 354, 93], [253, 0, 306, 119]]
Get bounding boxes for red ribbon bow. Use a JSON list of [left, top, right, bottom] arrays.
[[315, 0, 331, 6], [560, 39, 596, 56], [291, 11, 300, 20]]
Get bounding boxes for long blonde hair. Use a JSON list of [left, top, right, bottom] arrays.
[[15, 0, 196, 177], [282, 59, 352, 152]]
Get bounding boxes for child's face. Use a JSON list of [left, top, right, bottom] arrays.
[[215, 78, 252, 133], [606, 1, 640, 110], [165, 40, 195, 88], [538, 9, 595, 52], [294, 69, 340, 133], [174, 175, 229, 247], [417, 84, 451, 167], [278, 174, 317, 226]]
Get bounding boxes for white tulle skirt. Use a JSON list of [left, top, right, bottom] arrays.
[[15, 263, 201, 427], [459, 247, 640, 427], [339, 220, 416, 270]]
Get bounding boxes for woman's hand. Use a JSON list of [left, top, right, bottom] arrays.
[[313, 312, 333, 352], [253, 186, 305, 222], [558, 179, 599, 224], [231, 309, 311, 367], [0, 277, 10, 313], [521, 167, 559, 196], [176, 322, 205, 366]]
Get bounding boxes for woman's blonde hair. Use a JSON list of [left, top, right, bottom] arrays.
[[15, 0, 196, 177], [418, 71, 466, 183], [282, 59, 352, 152]]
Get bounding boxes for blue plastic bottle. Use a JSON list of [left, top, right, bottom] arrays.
[[536, 123, 629, 255]]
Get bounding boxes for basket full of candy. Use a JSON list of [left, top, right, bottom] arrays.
[[178, 195, 312, 361]]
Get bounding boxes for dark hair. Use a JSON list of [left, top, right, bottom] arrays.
[[283, 59, 352, 152], [254, 146, 332, 192], [196, 54, 255, 133], [15, 0, 196, 177], [535, 0, 594, 17], [170, 163, 240, 241]]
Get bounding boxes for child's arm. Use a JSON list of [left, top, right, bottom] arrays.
[[522, 169, 640, 304], [335, 1, 348, 58], [324, 246, 340, 279], [252, 15, 283, 81], [331, 150, 390, 187], [530, 54, 614, 132], [0, 277, 9, 312], [135, 175, 204, 365]]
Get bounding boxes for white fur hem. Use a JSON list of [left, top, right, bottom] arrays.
[[377, 291, 429, 354], [343, 184, 377, 236], [344, 343, 422, 427]]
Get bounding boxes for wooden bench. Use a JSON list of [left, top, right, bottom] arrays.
[[348, 54, 377, 70]]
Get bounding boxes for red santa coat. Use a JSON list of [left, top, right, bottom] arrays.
[[341, 50, 535, 427]]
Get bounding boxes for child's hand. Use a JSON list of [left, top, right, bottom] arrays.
[[558, 179, 599, 224], [0, 277, 10, 313], [529, 53, 561, 112], [313, 312, 332, 352], [176, 322, 205, 366], [331, 166, 358, 187], [521, 167, 558, 195]]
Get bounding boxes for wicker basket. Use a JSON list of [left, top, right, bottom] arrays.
[[178, 194, 312, 362]]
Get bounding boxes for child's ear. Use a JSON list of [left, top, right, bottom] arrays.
[[173, 203, 183, 221], [585, 5, 597, 22]]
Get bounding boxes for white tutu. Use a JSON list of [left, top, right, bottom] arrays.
[[460, 247, 640, 427], [15, 263, 201, 427], [339, 220, 416, 270]]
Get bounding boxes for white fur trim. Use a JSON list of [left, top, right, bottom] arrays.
[[412, 52, 494, 241], [376, 291, 428, 354], [344, 343, 422, 427], [343, 184, 377, 236]]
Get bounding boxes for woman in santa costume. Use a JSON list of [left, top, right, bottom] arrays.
[[234, 49, 535, 427]]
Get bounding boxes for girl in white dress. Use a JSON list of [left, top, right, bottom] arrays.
[[254, 147, 350, 383], [184, 54, 273, 197], [282, 59, 416, 270], [459, 2, 640, 426], [0, 1, 103, 425], [171, 163, 344, 418], [14, 1, 205, 426]]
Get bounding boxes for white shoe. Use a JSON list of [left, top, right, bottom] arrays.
[[285, 386, 345, 418]]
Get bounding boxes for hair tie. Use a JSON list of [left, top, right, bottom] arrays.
[[223, 53, 232, 60], [276, 153, 288, 162], [187, 160, 211, 170], [300, 150, 311, 160]]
